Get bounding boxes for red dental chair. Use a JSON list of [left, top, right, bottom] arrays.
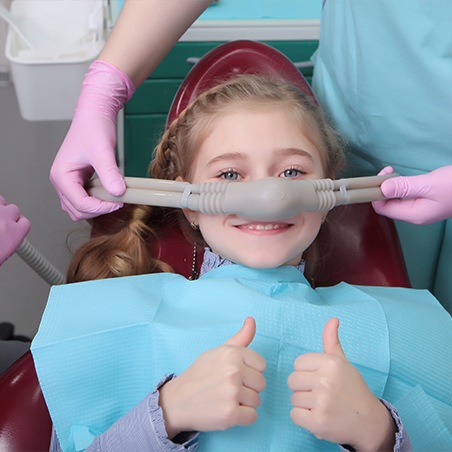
[[0, 40, 410, 452]]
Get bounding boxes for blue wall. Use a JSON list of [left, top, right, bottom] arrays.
[[113, 0, 322, 21]]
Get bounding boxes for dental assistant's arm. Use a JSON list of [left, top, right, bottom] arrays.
[[50, 0, 213, 221], [101, 0, 213, 87]]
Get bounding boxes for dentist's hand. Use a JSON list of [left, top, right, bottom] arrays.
[[159, 317, 266, 439], [373, 166, 452, 225], [288, 318, 395, 451], [50, 60, 136, 221], [0, 196, 31, 266]]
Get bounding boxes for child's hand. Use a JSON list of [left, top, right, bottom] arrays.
[[287, 318, 396, 451], [159, 317, 266, 439]]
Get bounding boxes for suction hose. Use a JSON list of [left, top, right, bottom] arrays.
[[16, 239, 65, 286]]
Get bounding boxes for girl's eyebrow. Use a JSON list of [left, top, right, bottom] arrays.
[[277, 147, 314, 161], [207, 152, 247, 167], [206, 148, 314, 167]]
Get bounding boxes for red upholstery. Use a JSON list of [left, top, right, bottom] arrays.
[[0, 40, 410, 450], [167, 40, 317, 126], [0, 351, 51, 451], [312, 203, 410, 287]]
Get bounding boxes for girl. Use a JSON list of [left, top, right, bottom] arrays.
[[33, 75, 451, 451]]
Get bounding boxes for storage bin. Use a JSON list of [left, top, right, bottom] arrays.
[[5, 0, 105, 121]]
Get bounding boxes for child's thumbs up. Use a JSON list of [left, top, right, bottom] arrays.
[[224, 316, 256, 348], [158, 316, 266, 435], [289, 317, 394, 448], [322, 317, 346, 359]]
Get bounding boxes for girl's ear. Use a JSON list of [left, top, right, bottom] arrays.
[[182, 208, 198, 229]]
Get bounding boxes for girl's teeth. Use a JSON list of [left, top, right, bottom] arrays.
[[249, 224, 281, 230]]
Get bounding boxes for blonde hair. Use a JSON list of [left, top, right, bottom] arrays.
[[67, 75, 345, 283]]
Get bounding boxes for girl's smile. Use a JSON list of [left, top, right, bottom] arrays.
[[234, 221, 292, 232]]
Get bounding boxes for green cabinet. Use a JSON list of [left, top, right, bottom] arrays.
[[123, 40, 318, 177]]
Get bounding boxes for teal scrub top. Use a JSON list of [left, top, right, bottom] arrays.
[[313, 0, 452, 176], [312, 0, 452, 312]]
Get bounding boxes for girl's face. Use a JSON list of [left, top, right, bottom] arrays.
[[186, 107, 326, 268]]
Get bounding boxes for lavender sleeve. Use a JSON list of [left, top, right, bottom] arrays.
[[340, 399, 412, 452], [50, 396, 409, 452]]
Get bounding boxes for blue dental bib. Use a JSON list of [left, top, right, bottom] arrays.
[[31, 265, 452, 451]]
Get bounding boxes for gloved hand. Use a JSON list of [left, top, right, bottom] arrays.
[[373, 166, 452, 225], [0, 196, 31, 266], [50, 60, 136, 221]]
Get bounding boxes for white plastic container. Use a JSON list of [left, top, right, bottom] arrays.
[[5, 0, 105, 121]]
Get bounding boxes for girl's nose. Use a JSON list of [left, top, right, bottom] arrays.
[[250, 169, 273, 181]]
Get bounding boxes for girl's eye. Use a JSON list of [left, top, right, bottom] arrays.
[[280, 167, 303, 178], [220, 169, 241, 181]]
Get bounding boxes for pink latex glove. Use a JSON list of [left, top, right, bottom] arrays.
[[50, 60, 136, 221], [0, 196, 31, 266], [373, 166, 452, 225]]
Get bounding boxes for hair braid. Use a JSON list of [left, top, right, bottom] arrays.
[[66, 204, 173, 283]]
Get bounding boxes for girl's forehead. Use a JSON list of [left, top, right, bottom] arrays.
[[191, 102, 306, 146], [187, 109, 323, 175], [199, 108, 319, 152]]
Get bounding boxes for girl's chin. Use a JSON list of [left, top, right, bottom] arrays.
[[211, 247, 303, 269], [228, 256, 301, 268]]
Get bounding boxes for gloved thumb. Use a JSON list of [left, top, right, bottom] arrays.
[[322, 318, 346, 359], [224, 317, 256, 348], [379, 171, 436, 200], [94, 157, 127, 197]]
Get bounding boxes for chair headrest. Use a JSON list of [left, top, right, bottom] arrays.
[[167, 40, 315, 127]]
